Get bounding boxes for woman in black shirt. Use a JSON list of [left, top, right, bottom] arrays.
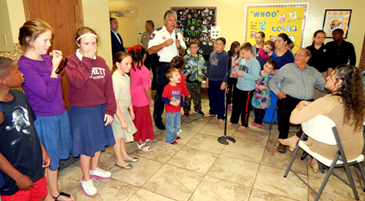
[[306, 30, 333, 99]]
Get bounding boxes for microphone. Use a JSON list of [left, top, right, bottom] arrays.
[[175, 30, 181, 51]]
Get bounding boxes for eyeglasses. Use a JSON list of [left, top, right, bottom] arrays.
[[294, 53, 306, 57]]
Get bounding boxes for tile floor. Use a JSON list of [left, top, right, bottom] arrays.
[[58, 95, 365, 201]]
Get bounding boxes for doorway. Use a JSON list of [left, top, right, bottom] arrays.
[[23, 0, 84, 110], [110, 7, 139, 48]]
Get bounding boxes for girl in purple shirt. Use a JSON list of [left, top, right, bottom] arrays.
[[17, 19, 75, 201]]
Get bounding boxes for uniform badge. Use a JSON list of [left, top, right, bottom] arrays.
[[150, 33, 155, 40], [162, 36, 166, 40], [323, 48, 327, 53]]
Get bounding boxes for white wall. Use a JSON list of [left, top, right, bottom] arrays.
[[6, 0, 26, 42], [110, 0, 365, 66], [82, 0, 113, 67]]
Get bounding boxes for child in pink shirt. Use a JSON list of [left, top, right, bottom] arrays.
[[129, 45, 154, 152]]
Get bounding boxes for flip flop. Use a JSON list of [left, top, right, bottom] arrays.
[[53, 192, 76, 201]]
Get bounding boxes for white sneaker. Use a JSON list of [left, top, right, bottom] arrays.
[[177, 129, 182, 135], [90, 167, 112, 179], [81, 178, 98, 197]]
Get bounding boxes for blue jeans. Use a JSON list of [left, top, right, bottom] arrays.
[[165, 112, 181, 143], [208, 80, 225, 119]]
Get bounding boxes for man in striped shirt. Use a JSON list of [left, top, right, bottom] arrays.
[[269, 48, 326, 153]]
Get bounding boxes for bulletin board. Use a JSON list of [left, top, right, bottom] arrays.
[[171, 7, 217, 56], [244, 3, 309, 53]]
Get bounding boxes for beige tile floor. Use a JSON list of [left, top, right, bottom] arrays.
[[58, 95, 365, 201]]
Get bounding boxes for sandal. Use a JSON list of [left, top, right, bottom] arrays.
[[137, 142, 152, 152], [53, 192, 76, 201]]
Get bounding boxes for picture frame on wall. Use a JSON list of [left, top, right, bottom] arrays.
[[322, 9, 352, 39]]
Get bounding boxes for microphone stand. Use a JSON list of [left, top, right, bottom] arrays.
[[218, 58, 236, 145]]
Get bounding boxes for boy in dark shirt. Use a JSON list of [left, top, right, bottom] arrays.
[[205, 37, 229, 123], [0, 57, 50, 201]]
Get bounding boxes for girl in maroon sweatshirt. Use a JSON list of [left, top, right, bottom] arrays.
[[65, 27, 116, 197]]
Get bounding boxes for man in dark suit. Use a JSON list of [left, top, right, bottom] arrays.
[[110, 18, 125, 59]]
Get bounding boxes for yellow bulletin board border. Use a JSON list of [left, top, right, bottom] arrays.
[[322, 9, 352, 39], [244, 3, 309, 49]]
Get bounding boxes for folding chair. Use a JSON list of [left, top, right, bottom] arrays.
[[284, 114, 365, 201], [269, 102, 277, 130]]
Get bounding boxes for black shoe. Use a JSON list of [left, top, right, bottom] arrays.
[[156, 124, 166, 130], [184, 111, 190, 117], [194, 110, 204, 116]]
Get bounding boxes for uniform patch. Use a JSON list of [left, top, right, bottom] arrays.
[[162, 36, 166, 40], [150, 33, 155, 40]]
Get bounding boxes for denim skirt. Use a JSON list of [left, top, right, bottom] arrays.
[[34, 110, 72, 170], [69, 104, 115, 157]]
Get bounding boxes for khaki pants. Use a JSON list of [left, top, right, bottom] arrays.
[[313, 71, 328, 100]]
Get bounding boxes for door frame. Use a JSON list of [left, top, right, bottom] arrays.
[[23, 0, 84, 28]]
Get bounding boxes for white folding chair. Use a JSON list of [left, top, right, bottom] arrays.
[[284, 114, 365, 201]]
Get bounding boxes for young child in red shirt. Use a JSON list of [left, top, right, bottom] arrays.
[[162, 68, 184, 144], [170, 56, 190, 98]]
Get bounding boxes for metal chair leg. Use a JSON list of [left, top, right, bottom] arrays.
[[284, 144, 301, 177], [315, 154, 340, 201], [284, 134, 306, 177], [354, 163, 365, 192], [269, 103, 278, 130], [343, 161, 359, 200]]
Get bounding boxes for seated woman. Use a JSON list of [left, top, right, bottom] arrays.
[[279, 64, 365, 173]]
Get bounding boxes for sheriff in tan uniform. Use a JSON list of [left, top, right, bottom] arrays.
[[148, 10, 186, 130]]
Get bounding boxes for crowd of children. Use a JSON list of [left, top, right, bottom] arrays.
[[0, 19, 287, 200]]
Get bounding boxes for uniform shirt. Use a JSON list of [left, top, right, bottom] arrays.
[[269, 63, 326, 100], [147, 26, 186, 62], [18, 55, 65, 116], [65, 49, 116, 116], [140, 30, 152, 50], [326, 40, 356, 67], [306, 43, 333, 73], [0, 90, 44, 196], [236, 57, 260, 91]]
